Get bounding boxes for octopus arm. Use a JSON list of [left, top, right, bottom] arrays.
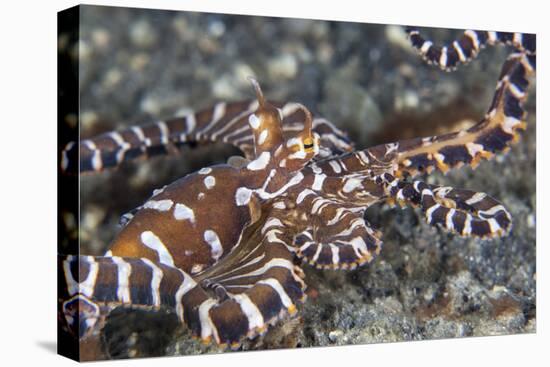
[[380, 173, 512, 238], [61, 101, 353, 174]]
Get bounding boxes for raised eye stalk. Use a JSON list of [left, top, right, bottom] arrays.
[[248, 76, 266, 107]]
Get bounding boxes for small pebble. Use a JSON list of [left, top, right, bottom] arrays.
[[140, 95, 162, 115], [526, 214, 535, 228], [82, 204, 106, 231], [213, 75, 236, 99], [233, 63, 256, 86], [385, 24, 411, 51], [103, 68, 122, 89], [76, 40, 92, 61], [130, 20, 157, 48], [208, 20, 226, 37], [81, 111, 98, 131], [268, 53, 298, 79], [91, 28, 110, 49], [172, 16, 190, 41], [328, 330, 343, 342], [130, 53, 150, 71]]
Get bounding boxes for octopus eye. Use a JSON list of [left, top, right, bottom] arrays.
[[303, 137, 314, 152]]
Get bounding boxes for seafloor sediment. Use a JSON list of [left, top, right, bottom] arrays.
[[68, 5, 536, 359]]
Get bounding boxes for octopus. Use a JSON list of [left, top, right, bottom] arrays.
[[58, 24, 535, 359]]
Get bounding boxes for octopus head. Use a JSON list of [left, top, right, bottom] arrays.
[[247, 78, 320, 173]]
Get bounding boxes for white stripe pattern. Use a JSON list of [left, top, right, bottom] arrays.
[[232, 293, 264, 330], [112, 256, 132, 303], [141, 258, 163, 308], [79, 256, 99, 298], [140, 231, 175, 267], [257, 278, 293, 308], [198, 298, 219, 341], [174, 270, 198, 323]]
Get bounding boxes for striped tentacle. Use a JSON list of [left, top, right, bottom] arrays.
[[59, 254, 199, 339], [192, 215, 306, 348], [307, 142, 398, 179], [61, 100, 257, 174], [313, 117, 355, 157], [60, 246, 306, 348], [380, 173, 512, 238], [392, 51, 535, 178], [406, 27, 535, 71], [61, 101, 353, 174], [290, 190, 382, 269]]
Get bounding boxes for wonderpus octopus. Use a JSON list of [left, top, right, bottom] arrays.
[[58, 27, 536, 355]]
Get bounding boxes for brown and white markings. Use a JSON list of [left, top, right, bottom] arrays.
[[59, 27, 535, 352]]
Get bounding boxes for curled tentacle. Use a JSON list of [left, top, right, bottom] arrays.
[[380, 173, 512, 238], [391, 51, 535, 178], [190, 218, 307, 348], [406, 27, 535, 71], [293, 213, 382, 270], [304, 50, 535, 180], [276, 187, 382, 269]]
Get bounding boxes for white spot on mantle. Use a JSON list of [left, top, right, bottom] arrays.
[[174, 203, 196, 223], [204, 229, 223, 261], [143, 199, 174, 212], [204, 175, 216, 189], [235, 187, 253, 206], [140, 231, 175, 266]]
